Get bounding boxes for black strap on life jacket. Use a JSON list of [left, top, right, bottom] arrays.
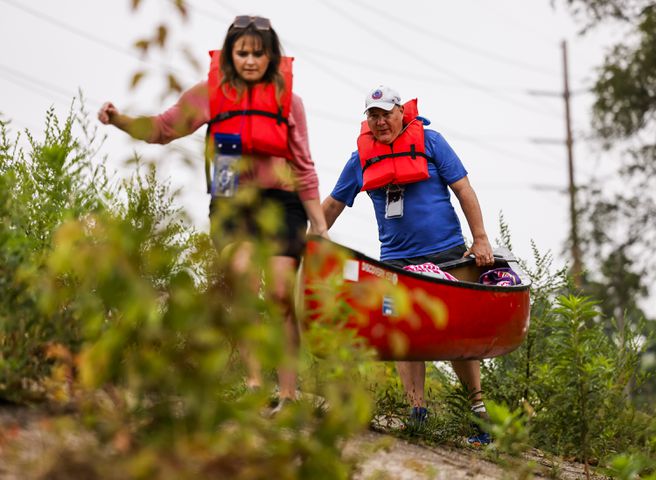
[[207, 107, 288, 126], [362, 148, 432, 173], [204, 108, 288, 193]]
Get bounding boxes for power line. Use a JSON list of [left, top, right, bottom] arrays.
[[441, 128, 565, 171], [289, 41, 546, 95], [2, 1, 580, 181], [0, 106, 41, 135], [191, 0, 372, 94], [203, 0, 562, 113], [207, 0, 558, 99], [295, 54, 369, 94], [1, 0, 207, 162], [208, 0, 534, 93], [0, 71, 70, 107], [0, 63, 101, 105], [182, 0, 540, 125], [10, 56, 547, 180], [0, 0, 194, 82], [2, 0, 134, 58], [305, 102, 569, 170], [183, 0, 369, 101], [0, 63, 180, 155], [181, 0, 233, 24], [307, 98, 581, 173], [0, 64, 202, 161], [353, 0, 559, 78], [210, 0, 241, 17], [464, 2, 562, 46], [315, 0, 563, 120]]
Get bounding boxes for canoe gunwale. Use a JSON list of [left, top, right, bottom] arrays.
[[306, 236, 532, 293]]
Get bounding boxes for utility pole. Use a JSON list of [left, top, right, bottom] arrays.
[[562, 40, 582, 288], [528, 41, 583, 288]]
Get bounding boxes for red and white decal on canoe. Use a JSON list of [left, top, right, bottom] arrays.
[[361, 261, 398, 285]]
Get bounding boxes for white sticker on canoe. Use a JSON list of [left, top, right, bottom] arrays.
[[343, 260, 360, 282], [382, 296, 395, 316]]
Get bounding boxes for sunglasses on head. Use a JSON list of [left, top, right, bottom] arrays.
[[232, 15, 271, 31]]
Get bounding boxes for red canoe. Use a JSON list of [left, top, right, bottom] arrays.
[[301, 236, 531, 361]]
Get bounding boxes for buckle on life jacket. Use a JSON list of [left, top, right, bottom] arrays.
[[363, 156, 381, 172]]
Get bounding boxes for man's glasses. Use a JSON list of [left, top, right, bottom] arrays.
[[232, 15, 271, 31]]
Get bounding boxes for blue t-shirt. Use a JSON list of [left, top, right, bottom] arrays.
[[331, 129, 467, 261]]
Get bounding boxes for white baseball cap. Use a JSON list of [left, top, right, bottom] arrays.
[[364, 85, 402, 113]]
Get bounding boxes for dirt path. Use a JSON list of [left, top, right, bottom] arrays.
[[346, 430, 506, 479], [0, 405, 606, 480], [345, 430, 608, 480]]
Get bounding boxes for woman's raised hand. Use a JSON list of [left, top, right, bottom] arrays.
[[97, 102, 119, 125]]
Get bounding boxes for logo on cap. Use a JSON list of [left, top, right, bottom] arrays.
[[371, 89, 383, 100]]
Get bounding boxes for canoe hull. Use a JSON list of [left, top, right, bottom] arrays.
[[302, 237, 531, 361]]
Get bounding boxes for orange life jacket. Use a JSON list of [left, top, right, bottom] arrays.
[[207, 50, 293, 155], [205, 50, 293, 192], [357, 99, 430, 191]]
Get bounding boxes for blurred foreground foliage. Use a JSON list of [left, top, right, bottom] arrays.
[[0, 105, 654, 478], [0, 107, 376, 479]]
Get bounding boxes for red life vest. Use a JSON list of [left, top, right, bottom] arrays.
[[206, 50, 293, 159], [357, 99, 430, 191]]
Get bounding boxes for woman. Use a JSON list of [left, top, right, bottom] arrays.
[[98, 15, 328, 406]]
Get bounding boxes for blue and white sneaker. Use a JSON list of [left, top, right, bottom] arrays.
[[410, 406, 428, 423], [467, 407, 492, 446], [467, 430, 492, 446], [403, 406, 429, 431]]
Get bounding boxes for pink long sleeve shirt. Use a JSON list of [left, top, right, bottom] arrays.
[[146, 81, 320, 201]]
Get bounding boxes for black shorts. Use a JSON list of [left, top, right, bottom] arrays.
[[209, 188, 308, 260], [383, 244, 467, 269]]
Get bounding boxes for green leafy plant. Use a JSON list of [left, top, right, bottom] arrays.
[[478, 401, 530, 457], [483, 215, 568, 410], [531, 295, 644, 473], [0, 106, 107, 401], [607, 452, 656, 480]]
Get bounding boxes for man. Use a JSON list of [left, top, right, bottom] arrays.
[[322, 85, 494, 445]]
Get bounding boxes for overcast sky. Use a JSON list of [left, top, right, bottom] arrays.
[[1, 0, 625, 272]]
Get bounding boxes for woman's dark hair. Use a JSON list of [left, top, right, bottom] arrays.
[[219, 19, 285, 101]]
